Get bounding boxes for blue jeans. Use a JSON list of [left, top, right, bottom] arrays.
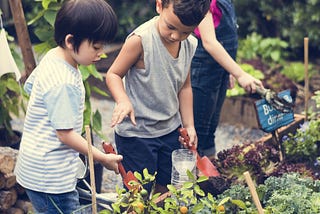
[[25, 189, 80, 214], [191, 0, 238, 156]]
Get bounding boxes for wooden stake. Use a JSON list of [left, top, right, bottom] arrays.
[[85, 125, 97, 214], [8, 0, 36, 80], [304, 37, 309, 121], [271, 130, 283, 162], [243, 171, 264, 214]]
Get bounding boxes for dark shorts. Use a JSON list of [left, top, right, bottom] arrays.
[[115, 127, 181, 191]]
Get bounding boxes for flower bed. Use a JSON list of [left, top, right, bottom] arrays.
[[102, 92, 320, 214]]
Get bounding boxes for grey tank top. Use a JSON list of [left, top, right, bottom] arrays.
[[115, 16, 197, 138]]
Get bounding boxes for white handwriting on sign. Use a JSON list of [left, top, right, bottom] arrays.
[[267, 113, 284, 125], [262, 104, 284, 125], [262, 104, 274, 115]]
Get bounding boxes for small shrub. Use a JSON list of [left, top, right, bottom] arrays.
[[281, 62, 316, 83]]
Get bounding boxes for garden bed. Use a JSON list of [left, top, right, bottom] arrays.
[[108, 104, 319, 213]]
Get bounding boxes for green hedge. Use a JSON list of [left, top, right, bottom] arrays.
[[4, 0, 320, 57], [234, 0, 320, 55]]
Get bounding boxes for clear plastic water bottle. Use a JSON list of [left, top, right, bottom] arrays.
[[171, 149, 196, 188]]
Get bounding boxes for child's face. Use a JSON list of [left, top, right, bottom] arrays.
[[156, 2, 196, 44], [72, 40, 106, 66]]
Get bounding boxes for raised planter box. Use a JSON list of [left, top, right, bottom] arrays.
[[220, 96, 260, 128], [256, 114, 304, 145]]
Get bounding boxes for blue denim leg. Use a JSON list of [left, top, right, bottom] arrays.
[[25, 189, 80, 214], [191, 0, 238, 156], [191, 53, 229, 154]]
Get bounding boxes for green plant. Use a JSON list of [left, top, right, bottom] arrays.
[[215, 140, 280, 185], [282, 91, 320, 162], [80, 64, 109, 139], [23, 0, 156, 43], [109, 169, 251, 214], [215, 173, 320, 213], [108, 0, 156, 41], [0, 19, 25, 145], [258, 173, 320, 213], [281, 62, 316, 83], [313, 90, 320, 109], [234, 0, 320, 56], [282, 120, 320, 162], [237, 32, 289, 65], [0, 73, 24, 144], [217, 184, 259, 213]]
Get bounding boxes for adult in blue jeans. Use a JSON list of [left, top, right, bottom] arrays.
[[191, 0, 264, 158]]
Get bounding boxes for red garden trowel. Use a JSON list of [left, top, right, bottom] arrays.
[[178, 128, 220, 177], [102, 142, 141, 191]]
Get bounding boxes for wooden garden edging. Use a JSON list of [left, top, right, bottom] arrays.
[[256, 114, 304, 145], [220, 96, 260, 128]]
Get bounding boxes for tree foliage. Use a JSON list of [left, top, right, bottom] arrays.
[[235, 0, 320, 56]]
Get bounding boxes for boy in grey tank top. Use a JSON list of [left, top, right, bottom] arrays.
[[106, 0, 210, 194]]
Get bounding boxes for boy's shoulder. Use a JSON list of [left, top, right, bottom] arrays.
[[129, 16, 158, 37], [35, 50, 79, 83], [186, 33, 197, 46]]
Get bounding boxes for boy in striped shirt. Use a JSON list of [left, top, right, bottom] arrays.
[[14, 0, 122, 213]]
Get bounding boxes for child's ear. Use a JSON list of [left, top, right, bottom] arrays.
[[156, 0, 162, 13], [65, 34, 74, 50]]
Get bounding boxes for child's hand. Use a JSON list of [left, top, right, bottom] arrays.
[[228, 75, 235, 89], [178, 127, 198, 149], [111, 101, 136, 127], [237, 73, 263, 93], [101, 153, 123, 174]]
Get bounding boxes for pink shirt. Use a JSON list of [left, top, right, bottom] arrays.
[[194, 0, 222, 38]]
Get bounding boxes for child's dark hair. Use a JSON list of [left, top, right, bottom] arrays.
[[54, 0, 118, 52], [161, 0, 210, 26]]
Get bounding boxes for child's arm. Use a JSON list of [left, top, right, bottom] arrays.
[[56, 129, 122, 174], [106, 35, 143, 127], [178, 71, 197, 148], [198, 11, 263, 93]]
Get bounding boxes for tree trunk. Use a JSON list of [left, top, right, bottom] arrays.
[[8, 0, 36, 80]]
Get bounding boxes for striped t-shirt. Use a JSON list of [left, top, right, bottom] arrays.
[[14, 48, 85, 194]]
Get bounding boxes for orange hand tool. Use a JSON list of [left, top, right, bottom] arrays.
[[179, 128, 220, 177]]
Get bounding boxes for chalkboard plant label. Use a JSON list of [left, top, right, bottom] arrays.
[[255, 90, 294, 133]]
